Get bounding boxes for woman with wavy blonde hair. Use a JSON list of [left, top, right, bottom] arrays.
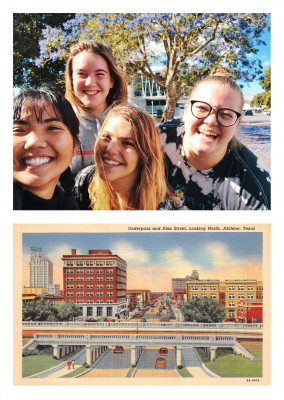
[[73, 105, 176, 210], [65, 40, 128, 175]]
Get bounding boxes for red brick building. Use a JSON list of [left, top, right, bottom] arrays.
[[62, 249, 127, 319], [237, 300, 263, 323]]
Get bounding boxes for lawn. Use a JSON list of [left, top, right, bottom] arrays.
[[204, 341, 262, 377], [22, 346, 83, 378], [176, 366, 193, 377]]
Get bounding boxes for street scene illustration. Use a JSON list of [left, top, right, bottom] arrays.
[[18, 228, 268, 382]]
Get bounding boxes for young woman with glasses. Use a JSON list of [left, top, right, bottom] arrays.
[[159, 67, 271, 210]]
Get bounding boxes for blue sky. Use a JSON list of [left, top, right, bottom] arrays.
[[238, 29, 271, 95], [22, 232, 263, 290]]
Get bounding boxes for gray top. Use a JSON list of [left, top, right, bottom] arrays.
[[69, 105, 113, 175]]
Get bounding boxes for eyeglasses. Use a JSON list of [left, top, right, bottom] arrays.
[[190, 100, 241, 127]]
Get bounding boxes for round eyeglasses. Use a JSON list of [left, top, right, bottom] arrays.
[[190, 100, 241, 127]]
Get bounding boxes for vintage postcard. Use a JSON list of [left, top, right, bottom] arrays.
[[14, 223, 270, 385]]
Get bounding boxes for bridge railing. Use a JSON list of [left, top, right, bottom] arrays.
[[33, 332, 237, 346], [22, 321, 263, 330]]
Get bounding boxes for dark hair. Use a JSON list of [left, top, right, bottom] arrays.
[[13, 87, 81, 193], [13, 86, 80, 147]]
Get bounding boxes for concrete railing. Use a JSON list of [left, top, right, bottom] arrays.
[[33, 332, 238, 347], [22, 321, 263, 330]]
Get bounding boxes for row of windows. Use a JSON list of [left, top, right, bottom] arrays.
[[66, 284, 113, 289], [66, 261, 116, 266], [228, 286, 255, 291], [192, 294, 217, 299], [76, 299, 114, 304], [65, 268, 114, 274], [66, 292, 114, 297], [65, 276, 114, 282]]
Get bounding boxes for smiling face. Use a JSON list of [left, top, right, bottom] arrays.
[[72, 51, 114, 114], [183, 81, 242, 169], [13, 101, 75, 199], [96, 115, 141, 194]]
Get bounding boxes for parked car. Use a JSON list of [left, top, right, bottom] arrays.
[[244, 110, 253, 116], [160, 317, 169, 322], [263, 109, 271, 115], [105, 317, 116, 322], [155, 358, 166, 369], [159, 347, 168, 355], [85, 318, 97, 322], [114, 346, 124, 353]]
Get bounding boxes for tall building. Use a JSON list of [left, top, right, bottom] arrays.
[[29, 247, 53, 288], [62, 249, 127, 319]]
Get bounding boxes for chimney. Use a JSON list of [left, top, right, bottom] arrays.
[[71, 249, 76, 255]]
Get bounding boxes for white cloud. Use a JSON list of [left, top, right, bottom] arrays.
[[111, 240, 150, 266]]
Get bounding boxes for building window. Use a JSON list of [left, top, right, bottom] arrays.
[[106, 276, 113, 281], [210, 294, 216, 299], [86, 292, 94, 297], [76, 268, 84, 274], [229, 302, 235, 306], [106, 292, 113, 297], [106, 284, 113, 289], [86, 284, 93, 289], [96, 277, 103, 281], [192, 294, 198, 299], [76, 284, 84, 289], [86, 269, 94, 274], [87, 307, 93, 316], [106, 269, 113, 274], [66, 277, 74, 282], [229, 286, 235, 291], [238, 286, 244, 290], [238, 294, 245, 299], [229, 294, 235, 299], [96, 284, 103, 289], [201, 294, 207, 298], [107, 307, 112, 317], [229, 310, 235, 317], [247, 294, 254, 299], [97, 307, 103, 317], [96, 292, 103, 297], [248, 286, 254, 291], [210, 286, 216, 290], [76, 292, 84, 297], [201, 286, 207, 290], [86, 299, 93, 303], [66, 284, 74, 289], [86, 277, 93, 281], [66, 269, 74, 274], [66, 292, 73, 297], [76, 300, 83, 303]]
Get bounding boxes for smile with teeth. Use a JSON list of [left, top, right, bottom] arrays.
[[84, 90, 99, 95], [23, 157, 53, 166], [198, 129, 218, 138], [103, 159, 123, 166]]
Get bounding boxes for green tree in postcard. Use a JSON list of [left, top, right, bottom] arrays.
[[182, 297, 226, 322]]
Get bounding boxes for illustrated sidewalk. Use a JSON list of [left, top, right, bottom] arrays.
[[29, 348, 86, 379]]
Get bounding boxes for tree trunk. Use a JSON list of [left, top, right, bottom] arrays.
[[160, 83, 178, 123]]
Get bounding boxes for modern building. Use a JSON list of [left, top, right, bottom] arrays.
[[186, 276, 263, 321], [28, 247, 53, 288], [128, 66, 186, 118], [237, 300, 263, 323], [62, 249, 127, 319], [128, 67, 255, 117]]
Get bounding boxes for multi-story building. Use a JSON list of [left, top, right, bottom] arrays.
[[47, 283, 60, 296], [222, 280, 259, 320], [186, 277, 263, 321], [62, 249, 127, 319], [29, 247, 53, 288], [172, 270, 199, 302], [237, 300, 263, 323], [187, 280, 220, 303]]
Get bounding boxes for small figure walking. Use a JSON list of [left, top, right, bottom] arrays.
[[71, 360, 75, 369], [67, 358, 71, 370]]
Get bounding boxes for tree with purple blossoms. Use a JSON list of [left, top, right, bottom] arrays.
[[23, 13, 270, 122]]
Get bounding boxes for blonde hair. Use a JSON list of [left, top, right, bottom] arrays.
[[88, 105, 171, 210], [185, 66, 243, 150], [65, 40, 128, 115]]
